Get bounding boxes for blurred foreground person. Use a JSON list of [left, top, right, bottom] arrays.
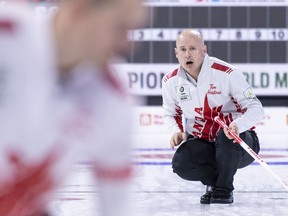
[[0, 0, 146, 215]]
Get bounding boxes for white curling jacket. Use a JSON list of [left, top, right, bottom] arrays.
[[0, 4, 132, 216], [162, 54, 264, 142]]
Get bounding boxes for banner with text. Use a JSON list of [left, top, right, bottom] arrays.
[[115, 64, 288, 96], [132, 106, 288, 135]]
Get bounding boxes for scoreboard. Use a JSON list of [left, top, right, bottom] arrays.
[[129, 5, 288, 64]]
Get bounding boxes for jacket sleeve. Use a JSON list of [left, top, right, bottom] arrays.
[[228, 69, 264, 133], [87, 77, 133, 216], [162, 78, 184, 134]]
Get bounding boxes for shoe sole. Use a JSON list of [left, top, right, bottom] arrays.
[[200, 197, 211, 204], [210, 199, 234, 204], [200, 201, 210, 204]]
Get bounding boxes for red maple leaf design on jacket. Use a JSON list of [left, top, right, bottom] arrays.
[[0, 149, 59, 216], [193, 94, 233, 141]]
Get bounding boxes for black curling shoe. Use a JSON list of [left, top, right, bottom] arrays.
[[210, 188, 234, 204], [200, 185, 214, 204]]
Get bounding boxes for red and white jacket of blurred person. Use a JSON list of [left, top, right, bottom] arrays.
[[0, 4, 132, 216]]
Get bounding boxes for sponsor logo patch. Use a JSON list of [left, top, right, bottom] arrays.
[[176, 84, 192, 101], [243, 88, 256, 101]]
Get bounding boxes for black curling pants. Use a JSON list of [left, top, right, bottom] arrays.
[[172, 130, 260, 192]]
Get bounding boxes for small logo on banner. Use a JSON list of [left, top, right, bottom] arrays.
[[140, 114, 152, 126]]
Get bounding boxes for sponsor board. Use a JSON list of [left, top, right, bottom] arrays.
[[132, 106, 288, 165], [132, 106, 168, 134], [132, 106, 288, 134], [115, 64, 288, 96]]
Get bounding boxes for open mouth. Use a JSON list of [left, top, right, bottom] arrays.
[[186, 61, 193, 65]]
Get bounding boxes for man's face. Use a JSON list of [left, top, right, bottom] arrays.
[[175, 34, 207, 75], [83, 0, 147, 66]]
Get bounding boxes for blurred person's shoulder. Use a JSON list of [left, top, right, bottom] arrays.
[[0, 3, 35, 24], [0, 3, 42, 38], [0, 2, 54, 62]]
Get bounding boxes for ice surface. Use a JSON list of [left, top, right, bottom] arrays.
[[49, 133, 288, 216]]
